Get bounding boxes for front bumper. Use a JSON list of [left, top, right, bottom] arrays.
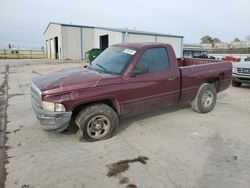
[[31, 101, 72, 132], [232, 74, 250, 84]]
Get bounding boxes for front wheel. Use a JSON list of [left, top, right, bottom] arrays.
[[191, 83, 217, 113], [75, 104, 118, 142]]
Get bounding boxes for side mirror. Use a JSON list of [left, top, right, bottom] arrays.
[[131, 63, 149, 76]]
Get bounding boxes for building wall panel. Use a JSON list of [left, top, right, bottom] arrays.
[[82, 28, 95, 56], [62, 26, 81, 60], [125, 34, 155, 43], [44, 24, 62, 59], [156, 36, 182, 58], [94, 29, 122, 48]]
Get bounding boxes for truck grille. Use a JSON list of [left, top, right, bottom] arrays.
[[31, 82, 42, 107], [237, 68, 250, 75]]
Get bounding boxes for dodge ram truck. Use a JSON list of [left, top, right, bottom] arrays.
[[31, 43, 232, 141]]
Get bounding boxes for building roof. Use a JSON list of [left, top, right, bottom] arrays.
[[183, 43, 211, 52], [114, 42, 172, 49], [44, 22, 184, 38]]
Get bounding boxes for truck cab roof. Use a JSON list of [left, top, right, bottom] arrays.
[[113, 42, 170, 49]]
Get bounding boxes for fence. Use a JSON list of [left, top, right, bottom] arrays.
[[211, 48, 250, 54], [0, 49, 45, 59], [208, 54, 250, 60]]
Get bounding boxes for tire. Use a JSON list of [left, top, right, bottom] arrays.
[[191, 83, 217, 113], [75, 104, 118, 142], [232, 81, 241, 87]]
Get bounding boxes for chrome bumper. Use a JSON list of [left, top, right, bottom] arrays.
[[232, 74, 250, 84], [31, 101, 72, 132], [31, 81, 72, 132]]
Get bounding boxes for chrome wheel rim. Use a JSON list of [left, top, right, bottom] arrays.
[[201, 90, 214, 108], [86, 115, 111, 139]]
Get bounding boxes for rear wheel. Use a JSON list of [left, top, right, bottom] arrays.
[[191, 83, 217, 113], [232, 81, 241, 87], [75, 104, 118, 142]]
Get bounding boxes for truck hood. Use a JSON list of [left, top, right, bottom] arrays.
[[233, 62, 250, 68], [32, 67, 121, 94]]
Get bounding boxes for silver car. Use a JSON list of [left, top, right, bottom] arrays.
[[232, 61, 250, 87]]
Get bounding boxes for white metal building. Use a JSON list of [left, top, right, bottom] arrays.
[[183, 44, 212, 58], [44, 22, 184, 60]]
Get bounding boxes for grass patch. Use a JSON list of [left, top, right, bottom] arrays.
[[0, 54, 46, 59]]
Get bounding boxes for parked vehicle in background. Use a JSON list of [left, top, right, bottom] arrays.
[[232, 61, 250, 87], [244, 56, 250, 61], [223, 56, 241, 62], [193, 54, 216, 59], [31, 43, 232, 141]]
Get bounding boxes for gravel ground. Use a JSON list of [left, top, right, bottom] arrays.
[[1, 59, 250, 188]]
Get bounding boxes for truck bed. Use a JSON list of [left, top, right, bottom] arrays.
[[177, 58, 232, 103], [177, 58, 222, 67]]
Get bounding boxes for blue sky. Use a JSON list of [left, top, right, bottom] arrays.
[[0, 0, 249, 49]]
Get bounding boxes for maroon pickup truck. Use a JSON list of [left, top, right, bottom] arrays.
[[31, 43, 232, 141]]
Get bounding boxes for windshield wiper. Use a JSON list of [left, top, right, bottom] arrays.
[[95, 64, 107, 72]]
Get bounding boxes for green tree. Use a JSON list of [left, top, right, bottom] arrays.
[[201, 36, 221, 44], [201, 36, 222, 48], [201, 35, 213, 44], [233, 38, 240, 42], [213, 38, 221, 44]]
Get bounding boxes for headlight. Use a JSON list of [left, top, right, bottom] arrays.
[[232, 67, 237, 73], [55, 103, 66, 112], [42, 101, 66, 112]]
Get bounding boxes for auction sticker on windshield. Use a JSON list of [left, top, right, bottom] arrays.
[[123, 49, 136, 55]]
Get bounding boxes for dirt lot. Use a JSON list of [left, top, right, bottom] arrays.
[[0, 59, 250, 188]]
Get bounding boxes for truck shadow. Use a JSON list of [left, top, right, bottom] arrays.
[[64, 103, 191, 136], [117, 103, 191, 135], [62, 116, 79, 135]]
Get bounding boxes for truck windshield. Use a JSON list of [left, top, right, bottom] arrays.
[[91, 46, 137, 74]]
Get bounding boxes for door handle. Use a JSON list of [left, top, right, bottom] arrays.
[[168, 75, 175, 81]]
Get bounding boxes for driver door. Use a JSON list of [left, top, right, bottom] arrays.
[[121, 47, 179, 116]]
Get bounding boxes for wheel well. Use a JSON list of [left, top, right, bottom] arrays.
[[206, 78, 220, 92], [72, 99, 118, 117]]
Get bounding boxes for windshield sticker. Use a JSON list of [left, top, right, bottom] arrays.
[[123, 49, 136, 55]]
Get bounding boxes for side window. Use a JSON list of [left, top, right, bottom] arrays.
[[137, 47, 170, 72]]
